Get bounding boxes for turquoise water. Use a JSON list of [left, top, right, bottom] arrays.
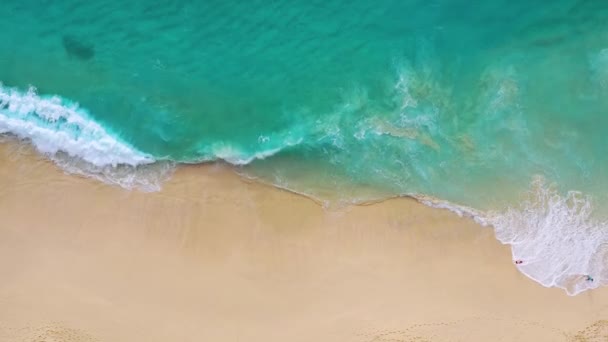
[[2, 0, 608, 294]]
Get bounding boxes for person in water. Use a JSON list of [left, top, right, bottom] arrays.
[[514, 260, 523, 265], [585, 275, 594, 282]]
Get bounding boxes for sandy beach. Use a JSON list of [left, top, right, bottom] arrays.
[[0, 142, 607, 342]]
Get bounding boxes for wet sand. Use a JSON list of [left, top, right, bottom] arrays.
[[0, 142, 607, 342]]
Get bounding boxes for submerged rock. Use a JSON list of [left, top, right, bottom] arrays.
[[62, 35, 95, 61]]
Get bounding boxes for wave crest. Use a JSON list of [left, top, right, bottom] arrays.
[[0, 83, 154, 166]]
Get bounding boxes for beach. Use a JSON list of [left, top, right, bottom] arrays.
[[1, 1, 608, 340], [0, 142, 606, 342]]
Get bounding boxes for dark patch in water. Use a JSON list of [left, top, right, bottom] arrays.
[[530, 35, 566, 47], [62, 35, 95, 61]]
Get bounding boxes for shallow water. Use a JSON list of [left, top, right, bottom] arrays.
[[1, 0, 608, 294]]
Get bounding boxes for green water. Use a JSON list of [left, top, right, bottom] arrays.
[[1, 0, 608, 294]]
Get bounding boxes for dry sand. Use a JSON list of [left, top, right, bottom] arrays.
[[0, 142, 607, 342]]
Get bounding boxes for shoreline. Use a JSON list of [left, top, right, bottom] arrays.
[[1, 142, 608, 341]]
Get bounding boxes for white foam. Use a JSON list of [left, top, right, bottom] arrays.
[[0, 83, 154, 167], [50, 151, 175, 192], [0, 83, 307, 190], [394, 69, 419, 110], [410, 177, 608, 296], [209, 139, 303, 165], [411, 194, 490, 226], [194, 135, 304, 166], [489, 177, 607, 295]]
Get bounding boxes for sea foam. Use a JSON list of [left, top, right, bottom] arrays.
[[490, 177, 607, 295], [197, 136, 304, 165], [414, 178, 607, 296], [0, 83, 154, 167], [0, 83, 173, 191]]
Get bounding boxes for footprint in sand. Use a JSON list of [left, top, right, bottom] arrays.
[[569, 320, 608, 342], [4, 323, 97, 342]]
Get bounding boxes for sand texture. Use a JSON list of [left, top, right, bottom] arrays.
[[0, 143, 607, 342]]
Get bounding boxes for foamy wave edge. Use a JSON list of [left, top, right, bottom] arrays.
[[0, 83, 155, 166], [0, 83, 177, 191], [193, 137, 304, 166], [412, 178, 607, 296], [0, 84, 303, 191]]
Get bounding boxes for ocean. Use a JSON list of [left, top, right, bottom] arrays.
[[1, 0, 607, 295]]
